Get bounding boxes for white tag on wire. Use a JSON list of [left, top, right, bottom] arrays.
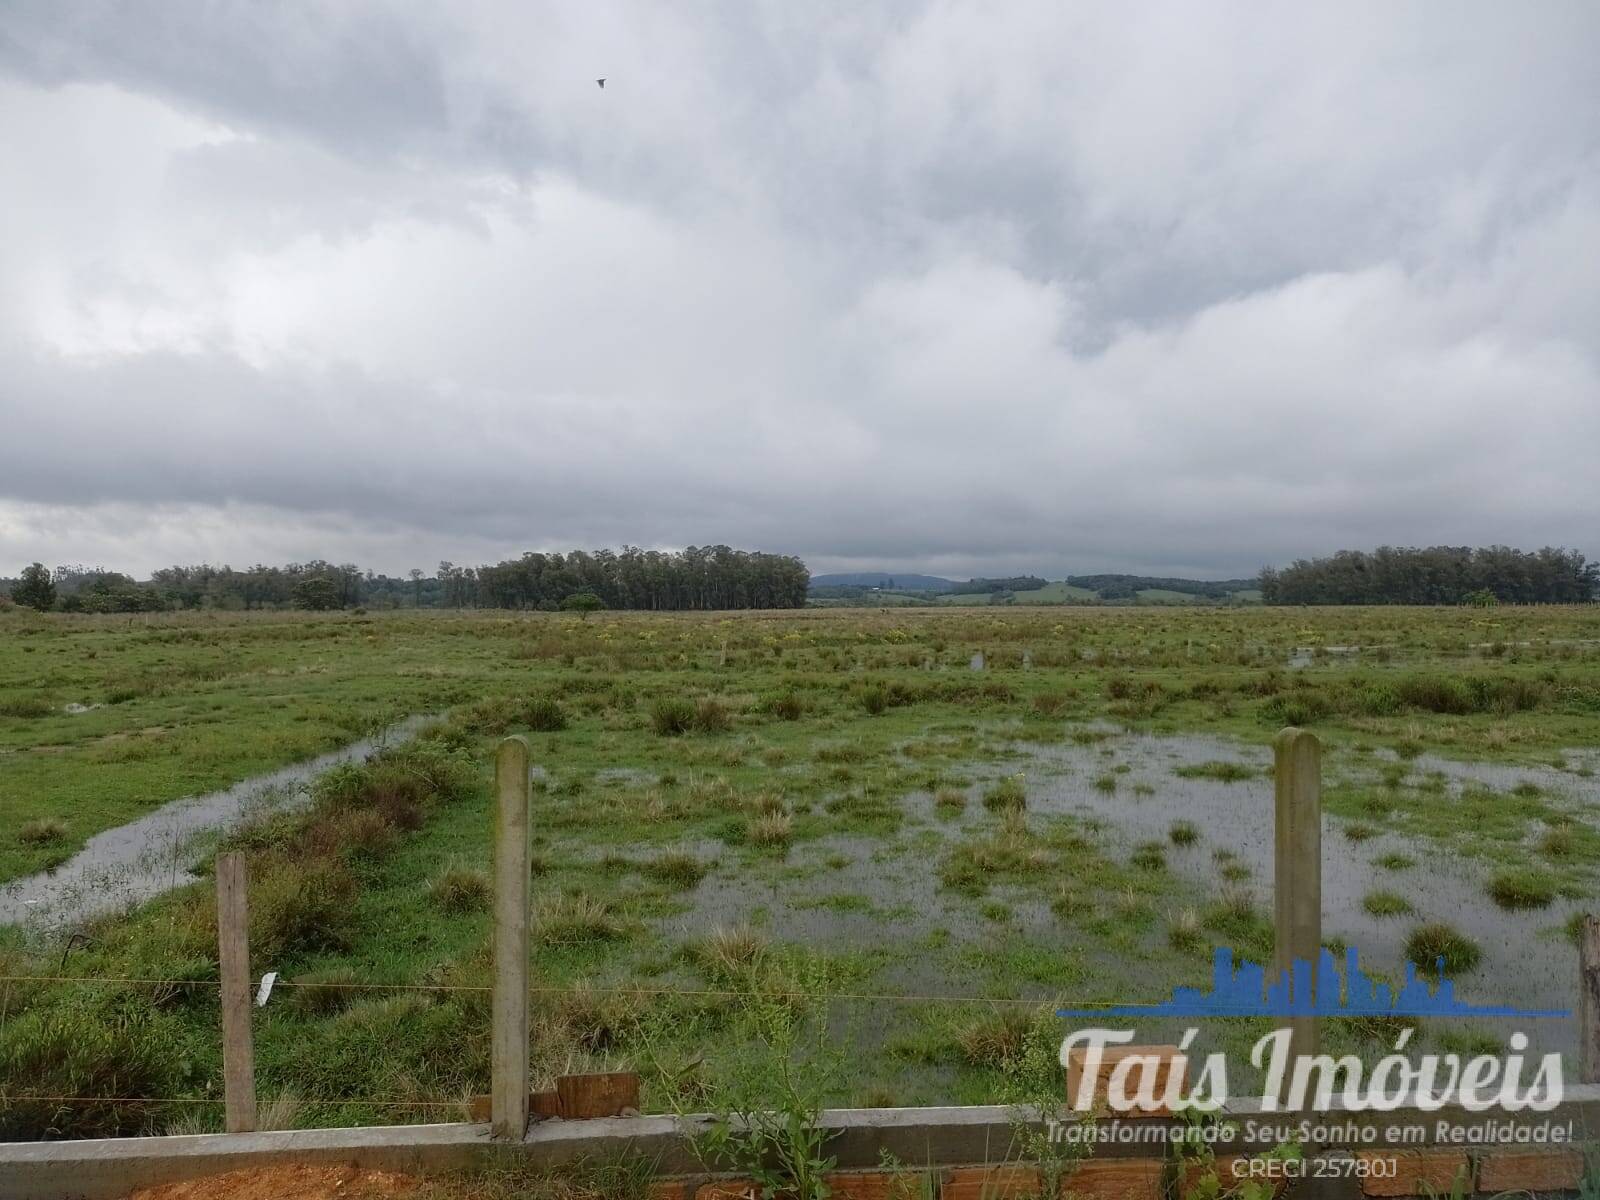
[[255, 971, 278, 1007]]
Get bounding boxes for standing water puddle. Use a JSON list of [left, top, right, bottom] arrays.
[[650, 728, 1598, 1063], [1026, 731, 1599, 1057], [0, 715, 435, 931]]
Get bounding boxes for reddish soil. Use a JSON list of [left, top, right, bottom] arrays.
[[125, 1164, 425, 1200]]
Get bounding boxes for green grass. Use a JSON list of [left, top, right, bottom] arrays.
[[1486, 868, 1558, 910], [1361, 890, 1414, 918], [4, 602, 1600, 1136], [1404, 922, 1482, 976]]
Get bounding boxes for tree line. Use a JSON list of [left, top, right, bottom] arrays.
[[3, 546, 809, 613], [1258, 546, 1597, 606]]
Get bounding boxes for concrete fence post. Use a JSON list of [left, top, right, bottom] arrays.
[[215, 852, 256, 1134], [491, 735, 533, 1140], [1273, 727, 1321, 1067], [1580, 916, 1600, 1083]]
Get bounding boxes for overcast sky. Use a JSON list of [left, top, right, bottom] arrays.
[[2, 2, 1597, 581]]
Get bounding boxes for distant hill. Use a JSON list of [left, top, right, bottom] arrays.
[[1065, 574, 1256, 601], [809, 570, 1262, 607], [810, 572, 954, 591]]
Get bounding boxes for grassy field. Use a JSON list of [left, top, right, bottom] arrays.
[[3, 603, 1600, 1140]]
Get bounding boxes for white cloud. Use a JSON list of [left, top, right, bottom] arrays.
[[0, 1, 1596, 579]]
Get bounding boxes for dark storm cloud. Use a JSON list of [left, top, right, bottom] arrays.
[[0, 2, 1597, 577]]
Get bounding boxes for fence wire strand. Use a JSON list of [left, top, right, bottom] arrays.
[[0, 973, 1078, 1006]]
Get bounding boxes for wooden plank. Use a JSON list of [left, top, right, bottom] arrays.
[[1273, 727, 1321, 1069], [1064, 1044, 1186, 1116], [555, 1071, 640, 1119], [215, 853, 256, 1135], [491, 735, 533, 1140]]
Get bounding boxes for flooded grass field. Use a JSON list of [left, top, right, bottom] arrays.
[[2, 603, 1599, 1138]]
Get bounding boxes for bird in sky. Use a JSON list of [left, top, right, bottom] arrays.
[[596, 78, 606, 89]]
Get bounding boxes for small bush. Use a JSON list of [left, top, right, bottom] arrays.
[[1168, 821, 1199, 847], [1395, 676, 1474, 716], [692, 697, 732, 733], [521, 695, 567, 732], [1030, 692, 1071, 717], [858, 684, 889, 716], [650, 698, 695, 736], [248, 859, 359, 960], [764, 691, 805, 721]]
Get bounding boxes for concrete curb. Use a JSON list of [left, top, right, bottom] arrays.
[[6, 1092, 1600, 1200]]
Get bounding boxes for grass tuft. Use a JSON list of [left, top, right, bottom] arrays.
[[1168, 820, 1199, 847], [1486, 868, 1557, 911], [429, 864, 492, 913], [1404, 923, 1481, 977]]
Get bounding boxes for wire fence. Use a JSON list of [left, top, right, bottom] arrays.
[[1, 973, 1085, 1006], [1, 968, 1086, 1121]]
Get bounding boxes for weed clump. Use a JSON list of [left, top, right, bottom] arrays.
[[1168, 908, 1204, 952], [693, 697, 733, 733], [1174, 761, 1255, 783], [286, 968, 362, 1016], [1486, 868, 1557, 910], [642, 850, 711, 890], [429, 864, 492, 913], [763, 690, 805, 721], [0, 998, 190, 1139], [17, 817, 66, 844], [521, 695, 568, 732], [747, 810, 794, 850], [689, 924, 769, 979], [1404, 923, 1481, 976], [981, 775, 1026, 812], [956, 1007, 1031, 1069], [1362, 890, 1413, 918], [534, 894, 625, 946], [1168, 821, 1199, 847], [1131, 841, 1166, 871], [650, 697, 696, 735]]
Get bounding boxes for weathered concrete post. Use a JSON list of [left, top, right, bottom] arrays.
[[491, 735, 532, 1140], [1273, 727, 1321, 1065], [215, 852, 256, 1134], [1580, 916, 1600, 1083]]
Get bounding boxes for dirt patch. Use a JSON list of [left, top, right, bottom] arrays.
[[126, 1164, 423, 1200]]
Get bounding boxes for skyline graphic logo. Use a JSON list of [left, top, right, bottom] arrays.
[[1056, 945, 1569, 1020]]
